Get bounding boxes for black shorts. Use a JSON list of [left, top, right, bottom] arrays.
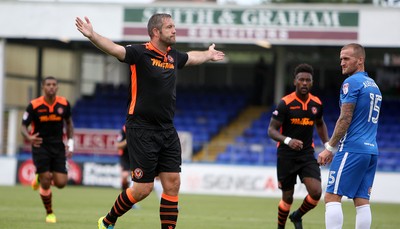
[[32, 142, 67, 174], [127, 127, 182, 183], [120, 151, 130, 171], [277, 153, 321, 191]]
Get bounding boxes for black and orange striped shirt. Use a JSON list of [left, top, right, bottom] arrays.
[[22, 96, 71, 143], [272, 92, 323, 156], [122, 42, 188, 129]]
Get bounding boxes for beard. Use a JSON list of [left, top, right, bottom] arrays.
[[160, 33, 176, 46]]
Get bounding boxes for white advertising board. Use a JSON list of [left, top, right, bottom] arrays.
[[0, 157, 17, 186], [180, 163, 400, 203]]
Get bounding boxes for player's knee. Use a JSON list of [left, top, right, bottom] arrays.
[[282, 196, 294, 204], [55, 183, 66, 189], [53, 181, 67, 189], [39, 177, 52, 187], [131, 184, 153, 200], [163, 182, 180, 195], [310, 190, 322, 201]]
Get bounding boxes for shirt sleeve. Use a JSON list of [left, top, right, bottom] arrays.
[[316, 103, 324, 120], [175, 50, 188, 69], [271, 100, 287, 123], [341, 77, 360, 105], [65, 101, 72, 119], [21, 103, 33, 126], [123, 44, 141, 64]]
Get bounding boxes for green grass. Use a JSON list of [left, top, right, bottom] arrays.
[[1, 185, 399, 228]]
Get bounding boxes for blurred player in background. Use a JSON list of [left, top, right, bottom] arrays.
[[268, 64, 329, 229], [318, 43, 382, 229], [116, 124, 163, 203], [21, 76, 74, 223], [76, 13, 224, 229], [116, 125, 131, 191]]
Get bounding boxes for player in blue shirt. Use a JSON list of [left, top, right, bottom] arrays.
[[318, 43, 382, 229]]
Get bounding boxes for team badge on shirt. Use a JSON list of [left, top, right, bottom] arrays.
[[167, 55, 174, 63], [311, 107, 317, 114], [342, 83, 349, 95], [22, 111, 29, 120], [57, 107, 64, 115]]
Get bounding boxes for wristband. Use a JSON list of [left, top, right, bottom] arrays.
[[283, 137, 292, 145], [67, 138, 74, 152], [324, 142, 334, 152]]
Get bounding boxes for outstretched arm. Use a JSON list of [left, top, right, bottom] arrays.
[[185, 43, 225, 66], [75, 16, 126, 61]]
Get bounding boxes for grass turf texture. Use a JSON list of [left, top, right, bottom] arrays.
[[1, 185, 399, 228]]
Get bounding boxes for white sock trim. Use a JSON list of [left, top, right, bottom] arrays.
[[326, 202, 342, 207], [356, 204, 370, 210]]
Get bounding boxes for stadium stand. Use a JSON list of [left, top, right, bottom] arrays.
[[72, 84, 251, 155], [73, 84, 127, 129], [215, 97, 400, 172], [72, 85, 400, 171]]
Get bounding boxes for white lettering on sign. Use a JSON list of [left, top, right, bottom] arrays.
[[73, 129, 119, 155], [142, 8, 342, 27], [187, 27, 288, 40], [82, 162, 120, 188]]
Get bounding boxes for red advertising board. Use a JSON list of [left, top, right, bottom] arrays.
[[23, 128, 120, 155], [17, 159, 83, 185], [22, 128, 192, 158], [72, 128, 119, 155]]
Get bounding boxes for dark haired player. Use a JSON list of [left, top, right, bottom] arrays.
[[268, 64, 329, 229], [21, 76, 74, 223]]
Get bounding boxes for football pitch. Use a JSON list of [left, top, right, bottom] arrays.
[[1, 185, 399, 229]]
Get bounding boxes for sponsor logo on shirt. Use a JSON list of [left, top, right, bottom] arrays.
[[151, 58, 175, 69], [290, 117, 314, 126], [39, 114, 62, 122]]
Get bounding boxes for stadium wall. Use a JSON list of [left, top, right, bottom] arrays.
[[6, 158, 400, 203], [0, 2, 400, 47]]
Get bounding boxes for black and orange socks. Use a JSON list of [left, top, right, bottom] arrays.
[[296, 194, 319, 218], [102, 190, 179, 228], [103, 188, 137, 226], [278, 199, 291, 228], [160, 193, 179, 229], [39, 187, 53, 214]]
